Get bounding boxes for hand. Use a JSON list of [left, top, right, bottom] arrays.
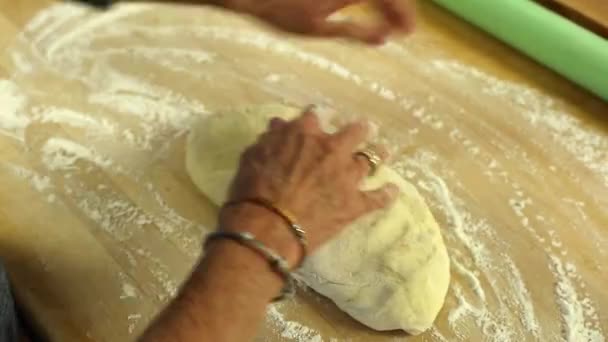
[[224, 107, 398, 253], [142, 108, 399, 341], [219, 0, 415, 44]]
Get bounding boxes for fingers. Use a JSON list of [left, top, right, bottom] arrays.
[[292, 105, 324, 134], [268, 105, 322, 135], [352, 144, 389, 178], [316, 20, 391, 45], [331, 121, 369, 150], [359, 183, 400, 213], [312, 0, 414, 44], [268, 117, 287, 131], [374, 0, 416, 32]]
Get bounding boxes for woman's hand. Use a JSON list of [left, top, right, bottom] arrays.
[[217, 0, 415, 44], [141, 108, 398, 342], [224, 107, 398, 254]]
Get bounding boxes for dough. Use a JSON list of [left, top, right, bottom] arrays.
[[300, 166, 450, 334], [186, 104, 302, 205], [186, 104, 450, 334]]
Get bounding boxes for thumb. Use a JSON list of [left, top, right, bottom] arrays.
[[359, 183, 400, 214], [316, 20, 391, 44]]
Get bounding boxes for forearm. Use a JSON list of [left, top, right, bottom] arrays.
[[141, 243, 280, 341], [140, 204, 298, 342]]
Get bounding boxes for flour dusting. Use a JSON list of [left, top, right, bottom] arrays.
[[1, 2, 605, 341], [33, 106, 117, 136], [267, 305, 323, 342], [550, 255, 603, 342], [0, 80, 30, 140], [432, 60, 608, 189], [41, 137, 114, 171]]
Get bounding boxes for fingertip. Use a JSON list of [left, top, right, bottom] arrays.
[[366, 23, 392, 45], [318, 21, 386, 45], [383, 183, 400, 201], [362, 29, 390, 45], [298, 106, 321, 132], [353, 28, 387, 45], [362, 183, 400, 211], [268, 117, 286, 130], [368, 35, 387, 45], [376, 183, 400, 207], [302, 104, 318, 115]]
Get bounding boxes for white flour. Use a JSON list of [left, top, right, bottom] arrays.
[[550, 255, 603, 342], [120, 283, 137, 299], [0, 80, 30, 140], [33, 106, 117, 136], [0, 3, 605, 341], [42, 137, 115, 171], [395, 153, 542, 341], [127, 313, 142, 334], [266, 305, 323, 342], [4, 165, 53, 192], [431, 60, 608, 189]]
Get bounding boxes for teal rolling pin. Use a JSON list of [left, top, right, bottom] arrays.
[[431, 0, 608, 101]]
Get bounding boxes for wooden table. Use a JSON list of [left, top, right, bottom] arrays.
[[538, 0, 608, 37], [0, 1, 606, 341]]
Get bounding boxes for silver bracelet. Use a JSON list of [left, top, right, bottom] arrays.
[[204, 231, 295, 301], [223, 198, 308, 269]]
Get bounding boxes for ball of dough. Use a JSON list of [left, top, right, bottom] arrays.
[[186, 104, 301, 205], [185, 104, 450, 335], [299, 165, 450, 334]]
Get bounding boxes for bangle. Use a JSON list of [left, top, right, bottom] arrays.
[[204, 231, 295, 301], [223, 198, 308, 269]]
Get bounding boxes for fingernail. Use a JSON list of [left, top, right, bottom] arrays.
[[385, 184, 400, 199], [304, 104, 318, 113], [370, 33, 387, 45], [368, 37, 385, 45]]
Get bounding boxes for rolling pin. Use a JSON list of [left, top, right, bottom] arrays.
[[431, 0, 608, 101]]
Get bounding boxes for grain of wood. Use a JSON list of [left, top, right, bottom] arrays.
[[0, 1, 606, 341], [537, 0, 608, 37]]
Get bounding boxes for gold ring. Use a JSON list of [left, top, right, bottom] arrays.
[[354, 148, 382, 176]]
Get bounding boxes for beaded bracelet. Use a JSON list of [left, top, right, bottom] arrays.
[[204, 231, 295, 301]]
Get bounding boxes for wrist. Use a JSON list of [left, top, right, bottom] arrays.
[[201, 237, 284, 284], [219, 203, 301, 268]]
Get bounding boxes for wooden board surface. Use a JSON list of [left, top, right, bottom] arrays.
[[0, 1, 607, 341], [538, 0, 608, 37]]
